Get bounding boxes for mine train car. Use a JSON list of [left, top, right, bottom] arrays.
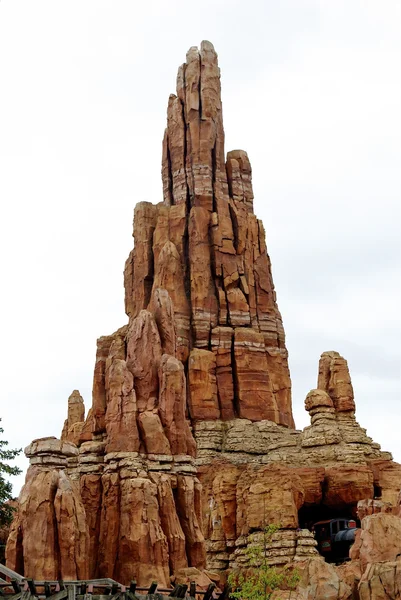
[[313, 518, 358, 562]]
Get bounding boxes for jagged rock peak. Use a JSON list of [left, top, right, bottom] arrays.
[[161, 41, 255, 214], [318, 350, 356, 415], [61, 389, 85, 445], [8, 41, 303, 584], [125, 41, 294, 426], [6, 42, 401, 592], [162, 40, 228, 211]]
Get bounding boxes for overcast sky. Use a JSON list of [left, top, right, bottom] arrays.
[[0, 0, 400, 495]]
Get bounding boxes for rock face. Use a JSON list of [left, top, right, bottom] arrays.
[[332, 500, 401, 599], [350, 512, 401, 572], [6, 438, 89, 580], [7, 40, 401, 593], [358, 559, 401, 600]]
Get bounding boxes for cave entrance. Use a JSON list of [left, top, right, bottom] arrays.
[[298, 504, 356, 530], [298, 504, 360, 563]]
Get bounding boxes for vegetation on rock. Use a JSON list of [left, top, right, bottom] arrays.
[[229, 525, 300, 600]]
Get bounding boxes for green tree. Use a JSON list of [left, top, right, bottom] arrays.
[[228, 524, 300, 600], [0, 419, 22, 527]]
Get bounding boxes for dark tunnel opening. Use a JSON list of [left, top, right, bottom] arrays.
[[298, 504, 360, 563]]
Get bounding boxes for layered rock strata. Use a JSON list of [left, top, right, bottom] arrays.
[[6, 438, 89, 580], [197, 352, 399, 573], [6, 41, 401, 592], [232, 529, 319, 569]]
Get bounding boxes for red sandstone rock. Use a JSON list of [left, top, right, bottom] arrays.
[[151, 473, 188, 573], [226, 150, 254, 215], [6, 439, 88, 580], [91, 334, 114, 434], [323, 465, 374, 510], [54, 471, 89, 580], [152, 203, 187, 273], [356, 498, 393, 520], [80, 474, 102, 578], [160, 40, 292, 423], [7, 468, 61, 579], [152, 240, 190, 362], [98, 472, 120, 578], [175, 475, 206, 568], [335, 560, 362, 598], [297, 467, 325, 506], [163, 95, 187, 206], [188, 349, 219, 421], [294, 558, 352, 600], [211, 327, 235, 420], [189, 206, 218, 347], [203, 462, 242, 543], [158, 354, 196, 456], [61, 390, 85, 445], [124, 202, 157, 319], [12, 41, 400, 592], [358, 559, 401, 600], [149, 288, 176, 356], [393, 490, 401, 519], [138, 410, 171, 455], [105, 351, 140, 454], [368, 459, 401, 506], [115, 476, 170, 586], [2, 502, 23, 574], [236, 464, 304, 534], [265, 347, 293, 428], [318, 351, 355, 414], [350, 512, 401, 572], [173, 567, 216, 590], [126, 310, 162, 412], [233, 328, 278, 422], [0, 500, 18, 564]]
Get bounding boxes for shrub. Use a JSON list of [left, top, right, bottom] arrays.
[[228, 525, 300, 600]]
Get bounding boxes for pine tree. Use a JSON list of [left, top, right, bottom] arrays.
[[0, 419, 21, 527]]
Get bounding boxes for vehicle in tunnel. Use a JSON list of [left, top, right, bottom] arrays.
[[313, 518, 358, 562]]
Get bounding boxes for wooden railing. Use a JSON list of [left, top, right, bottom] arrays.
[[0, 565, 230, 600]]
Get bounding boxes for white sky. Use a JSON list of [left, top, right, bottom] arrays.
[[0, 0, 400, 495]]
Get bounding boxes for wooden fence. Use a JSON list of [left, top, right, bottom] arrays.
[[0, 564, 230, 600]]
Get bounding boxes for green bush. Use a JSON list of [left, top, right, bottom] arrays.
[[228, 525, 300, 600]]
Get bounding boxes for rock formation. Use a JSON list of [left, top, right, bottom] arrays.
[[6, 438, 89, 580], [61, 390, 85, 445], [6, 41, 401, 598]]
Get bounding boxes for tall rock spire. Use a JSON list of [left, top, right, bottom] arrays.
[[7, 41, 298, 584], [8, 42, 399, 589], [126, 40, 294, 427]]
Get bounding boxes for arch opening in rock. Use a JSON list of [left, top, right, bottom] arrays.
[[298, 504, 359, 563]]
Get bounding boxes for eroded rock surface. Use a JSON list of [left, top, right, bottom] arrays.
[[61, 390, 85, 445], [7, 41, 401, 594], [6, 438, 88, 580]]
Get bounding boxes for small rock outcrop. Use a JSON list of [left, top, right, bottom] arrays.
[[61, 390, 85, 445], [6, 41, 400, 594]]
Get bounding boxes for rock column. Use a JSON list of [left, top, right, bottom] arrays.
[[6, 438, 89, 580]]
